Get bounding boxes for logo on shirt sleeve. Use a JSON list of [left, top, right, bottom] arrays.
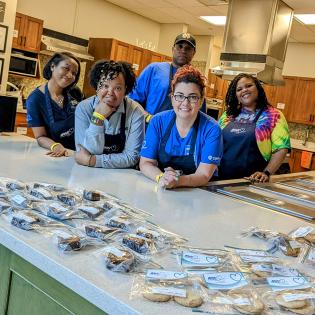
[[208, 155, 221, 162], [142, 140, 147, 149]]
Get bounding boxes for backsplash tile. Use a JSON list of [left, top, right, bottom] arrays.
[[289, 123, 315, 142], [8, 54, 86, 99]]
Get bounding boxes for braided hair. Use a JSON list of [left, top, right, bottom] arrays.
[[89, 60, 136, 94], [225, 73, 270, 118]]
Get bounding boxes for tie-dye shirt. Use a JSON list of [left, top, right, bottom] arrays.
[[218, 106, 291, 161]]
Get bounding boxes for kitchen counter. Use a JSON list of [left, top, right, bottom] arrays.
[[290, 138, 315, 152], [0, 134, 314, 315]]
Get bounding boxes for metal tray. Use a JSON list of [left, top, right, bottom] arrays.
[[217, 186, 315, 221], [277, 179, 315, 194], [251, 183, 315, 206]]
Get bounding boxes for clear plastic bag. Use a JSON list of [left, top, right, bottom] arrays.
[[32, 181, 66, 192], [0, 199, 13, 213], [102, 245, 136, 272], [52, 228, 102, 252], [0, 177, 29, 192], [32, 201, 85, 221], [298, 244, 315, 268], [130, 270, 205, 308], [262, 288, 315, 314], [8, 192, 33, 209], [104, 215, 136, 232], [77, 203, 104, 219], [84, 223, 121, 242], [56, 191, 81, 206], [29, 187, 54, 200]]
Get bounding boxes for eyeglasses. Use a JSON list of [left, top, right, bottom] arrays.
[[173, 94, 200, 104]]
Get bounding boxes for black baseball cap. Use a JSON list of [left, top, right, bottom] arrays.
[[174, 33, 196, 49]]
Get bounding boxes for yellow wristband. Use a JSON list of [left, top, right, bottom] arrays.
[[93, 111, 105, 121], [145, 114, 152, 123], [155, 173, 164, 183], [50, 142, 61, 151]]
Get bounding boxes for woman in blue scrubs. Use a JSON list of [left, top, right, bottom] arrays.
[[140, 65, 222, 189], [26, 52, 80, 156]]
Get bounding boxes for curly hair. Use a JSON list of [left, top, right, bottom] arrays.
[[171, 65, 206, 97], [225, 73, 270, 117], [89, 60, 136, 94], [43, 52, 81, 90]]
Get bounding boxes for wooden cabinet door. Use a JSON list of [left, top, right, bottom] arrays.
[[272, 77, 297, 119], [263, 84, 276, 105], [289, 149, 315, 173], [23, 16, 43, 52], [206, 72, 217, 98], [12, 13, 24, 50], [112, 41, 131, 61], [149, 52, 163, 63], [130, 46, 144, 76], [14, 113, 34, 138], [289, 78, 315, 125], [215, 77, 228, 100]]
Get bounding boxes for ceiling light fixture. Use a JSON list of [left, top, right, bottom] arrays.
[[294, 14, 315, 25], [200, 16, 226, 25]]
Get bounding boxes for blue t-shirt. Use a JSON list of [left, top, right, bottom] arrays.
[[129, 62, 206, 115], [140, 110, 222, 167], [26, 87, 76, 137]]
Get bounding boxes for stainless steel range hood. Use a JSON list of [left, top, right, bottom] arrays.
[[211, 0, 293, 85], [40, 36, 94, 61]]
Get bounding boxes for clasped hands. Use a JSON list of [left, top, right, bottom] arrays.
[[159, 167, 182, 189]]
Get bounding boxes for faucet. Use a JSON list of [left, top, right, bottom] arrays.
[[302, 126, 311, 146]]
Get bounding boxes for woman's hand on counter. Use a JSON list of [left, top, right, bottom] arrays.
[[249, 171, 270, 183], [75, 145, 96, 167], [47, 143, 68, 157]]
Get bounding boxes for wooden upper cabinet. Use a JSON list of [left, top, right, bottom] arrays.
[[289, 78, 315, 125], [13, 13, 43, 53], [84, 38, 172, 97], [206, 71, 229, 100]]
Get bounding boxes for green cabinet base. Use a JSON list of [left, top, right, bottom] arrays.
[[0, 244, 107, 315]]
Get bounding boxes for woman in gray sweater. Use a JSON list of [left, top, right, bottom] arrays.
[[74, 60, 145, 168]]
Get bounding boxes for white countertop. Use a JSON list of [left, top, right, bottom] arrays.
[[0, 134, 314, 315]]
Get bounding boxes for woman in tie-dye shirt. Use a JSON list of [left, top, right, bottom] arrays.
[[218, 73, 290, 182]]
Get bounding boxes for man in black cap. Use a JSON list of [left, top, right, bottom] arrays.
[[129, 32, 204, 123]]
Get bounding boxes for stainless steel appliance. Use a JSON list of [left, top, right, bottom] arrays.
[[9, 53, 38, 77], [211, 0, 293, 85]]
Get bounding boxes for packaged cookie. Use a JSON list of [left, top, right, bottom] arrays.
[[53, 230, 83, 251], [291, 226, 315, 246], [0, 186, 8, 198], [103, 245, 135, 272], [262, 289, 315, 314], [130, 270, 205, 308], [122, 234, 155, 256], [176, 248, 229, 271], [10, 210, 45, 231], [33, 182, 65, 192], [77, 204, 104, 219], [84, 224, 120, 241], [83, 189, 101, 201], [29, 187, 54, 200], [251, 263, 301, 279], [32, 201, 84, 221], [8, 192, 32, 209], [104, 215, 135, 232], [57, 192, 81, 206], [4, 179, 28, 191]]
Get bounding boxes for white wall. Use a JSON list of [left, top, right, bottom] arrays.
[[17, 0, 160, 48], [194, 35, 211, 61], [283, 43, 315, 78], [1, 0, 17, 93], [158, 23, 187, 56]]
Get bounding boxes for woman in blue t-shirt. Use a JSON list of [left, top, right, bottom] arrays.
[[140, 65, 222, 189], [26, 52, 80, 156]]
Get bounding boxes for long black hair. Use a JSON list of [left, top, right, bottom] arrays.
[[225, 73, 270, 117], [89, 60, 136, 94]]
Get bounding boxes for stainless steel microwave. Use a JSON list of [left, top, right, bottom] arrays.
[[9, 53, 38, 77]]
